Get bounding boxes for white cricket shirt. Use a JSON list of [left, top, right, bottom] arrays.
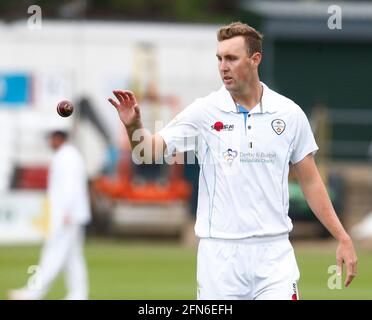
[[158, 82, 318, 239], [48, 143, 91, 235]]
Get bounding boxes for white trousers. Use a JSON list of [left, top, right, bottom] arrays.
[[197, 234, 300, 300], [22, 225, 88, 300]]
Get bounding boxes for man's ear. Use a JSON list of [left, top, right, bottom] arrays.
[[251, 52, 262, 66]]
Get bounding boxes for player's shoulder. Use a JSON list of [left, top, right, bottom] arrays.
[[58, 144, 82, 160], [61, 143, 77, 153], [205, 85, 233, 103], [181, 87, 224, 115], [264, 84, 304, 116], [192, 86, 233, 113]]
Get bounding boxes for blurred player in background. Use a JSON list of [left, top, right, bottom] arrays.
[[8, 131, 91, 300], [108, 22, 357, 299]]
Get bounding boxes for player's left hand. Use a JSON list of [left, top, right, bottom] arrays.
[[336, 237, 357, 287]]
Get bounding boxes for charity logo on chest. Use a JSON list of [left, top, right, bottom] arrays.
[[223, 148, 238, 164], [271, 119, 286, 135]]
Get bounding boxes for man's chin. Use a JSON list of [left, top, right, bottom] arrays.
[[224, 83, 236, 92]]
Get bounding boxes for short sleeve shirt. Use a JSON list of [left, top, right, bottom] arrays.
[[158, 82, 318, 239]]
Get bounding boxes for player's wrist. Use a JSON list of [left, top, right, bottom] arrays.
[[125, 120, 143, 132], [337, 234, 352, 244]]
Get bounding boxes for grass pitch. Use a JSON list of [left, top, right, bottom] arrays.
[[0, 238, 371, 300]]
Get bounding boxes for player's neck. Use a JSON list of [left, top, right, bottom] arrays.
[[231, 80, 262, 111]]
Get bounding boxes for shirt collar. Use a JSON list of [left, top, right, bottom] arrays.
[[216, 82, 279, 114]]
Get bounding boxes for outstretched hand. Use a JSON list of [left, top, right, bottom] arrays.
[[108, 90, 141, 128]]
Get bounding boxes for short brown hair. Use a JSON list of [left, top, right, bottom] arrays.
[[217, 22, 263, 56]]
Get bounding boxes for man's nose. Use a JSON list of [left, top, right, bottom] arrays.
[[220, 61, 229, 71]]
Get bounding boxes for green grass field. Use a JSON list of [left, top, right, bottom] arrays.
[[0, 239, 371, 300]]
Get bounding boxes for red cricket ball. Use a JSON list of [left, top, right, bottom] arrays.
[[57, 100, 74, 117]]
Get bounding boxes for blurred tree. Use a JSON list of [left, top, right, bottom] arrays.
[[0, 0, 239, 23], [89, 0, 238, 22]]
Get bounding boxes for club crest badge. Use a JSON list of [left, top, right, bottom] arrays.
[[271, 119, 286, 135]]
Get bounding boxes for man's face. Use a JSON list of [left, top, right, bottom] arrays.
[[216, 36, 260, 94], [49, 135, 64, 151]]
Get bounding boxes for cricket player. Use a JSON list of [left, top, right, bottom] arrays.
[[8, 131, 91, 300], [108, 22, 357, 299]]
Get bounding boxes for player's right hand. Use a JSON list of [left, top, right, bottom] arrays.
[[108, 90, 141, 128]]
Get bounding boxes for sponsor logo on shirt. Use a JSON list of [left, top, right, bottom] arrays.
[[292, 282, 298, 300], [271, 119, 286, 135], [223, 148, 238, 164], [211, 121, 234, 132]]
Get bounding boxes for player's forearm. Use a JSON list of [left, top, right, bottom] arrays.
[[125, 122, 146, 151], [300, 178, 350, 242], [126, 124, 164, 164]]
